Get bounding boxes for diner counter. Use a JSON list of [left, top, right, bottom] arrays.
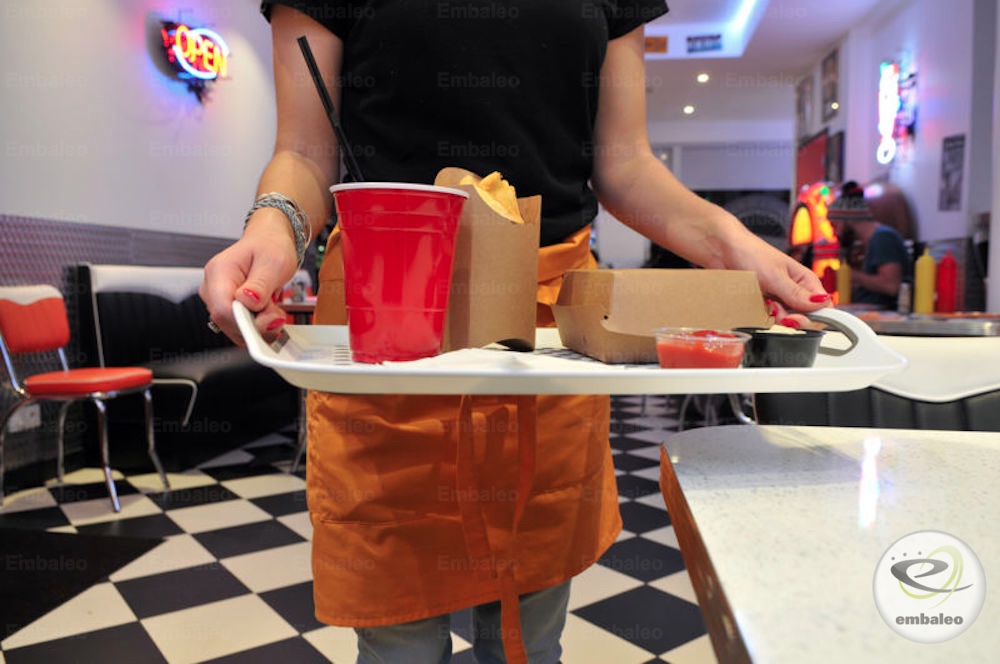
[[872, 334, 1000, 402], [659, 424, 1000, 663]]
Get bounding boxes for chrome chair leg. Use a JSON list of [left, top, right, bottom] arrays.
[[143, 389, 169, 490], [92, 398, 121, 512], [677, 394, 694, 432], [727, 393, 757, 425], [56, 401, 71, 484]]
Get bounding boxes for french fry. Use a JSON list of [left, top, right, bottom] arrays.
[[459, 171, 524, 223]]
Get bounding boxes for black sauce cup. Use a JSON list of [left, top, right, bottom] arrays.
[[734, 327, 825, 368]]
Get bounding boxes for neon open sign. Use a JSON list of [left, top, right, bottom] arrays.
[[876, 60, 918, 166], [876, 61, 900, 165], [161, 22, 229, 81]]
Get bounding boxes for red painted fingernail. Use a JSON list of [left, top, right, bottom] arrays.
[[779, 317, 801, 329], [809, 293, 832, 303], [242, 288, 261, 303], [266, 318, 285, 331], [769, 304, 779, 317]]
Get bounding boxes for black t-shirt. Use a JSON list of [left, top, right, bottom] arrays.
[[263, 1, 668, 245]]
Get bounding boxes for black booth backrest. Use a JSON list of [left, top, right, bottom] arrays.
[[754, 389, 1000, 432], [78, 264, 232, 367]]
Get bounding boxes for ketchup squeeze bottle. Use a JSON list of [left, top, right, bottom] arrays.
[[935, 250, 958, 313]]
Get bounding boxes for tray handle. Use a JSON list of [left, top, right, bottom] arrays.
[[232, 300, 277, 363], [807, 308, 904, 369]]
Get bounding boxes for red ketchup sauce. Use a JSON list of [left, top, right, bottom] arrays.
[[655, 330, 746, 368]]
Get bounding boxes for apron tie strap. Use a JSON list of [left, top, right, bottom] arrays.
[[497, 394, 537, 664], [454, 394, 537, 664], [455, 394, 496, 584]]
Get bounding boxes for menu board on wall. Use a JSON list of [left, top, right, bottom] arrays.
[[795, 75, 815, 140], [821, 50, 839, 122], [938, 134, 965, 211]]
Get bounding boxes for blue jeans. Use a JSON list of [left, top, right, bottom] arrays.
[[355, 580, 570, 664]]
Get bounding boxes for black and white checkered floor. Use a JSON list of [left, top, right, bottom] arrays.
[[0, 395, 720, 664]]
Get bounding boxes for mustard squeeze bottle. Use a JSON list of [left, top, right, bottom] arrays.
[[836, 261, 851, 305], [913, 248, 936, 314]]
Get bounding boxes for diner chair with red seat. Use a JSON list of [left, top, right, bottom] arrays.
[[0, 284, 170, 512]]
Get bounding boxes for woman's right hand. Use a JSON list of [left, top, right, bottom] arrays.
[[199, 211, 299, 345], [199, 5, 343, 345]]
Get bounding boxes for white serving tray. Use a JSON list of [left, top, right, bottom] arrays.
[[234, 303, 906, 395]]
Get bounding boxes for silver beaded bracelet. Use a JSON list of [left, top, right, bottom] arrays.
[[244, 192, 312, 267]]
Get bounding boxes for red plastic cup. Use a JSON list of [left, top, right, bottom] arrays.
[[330, 182, 469, 363]]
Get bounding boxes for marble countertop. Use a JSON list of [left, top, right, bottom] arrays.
[[660, 424, 1000, 663]]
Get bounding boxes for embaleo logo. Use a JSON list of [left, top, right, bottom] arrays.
[[873, 530, 986, 643]]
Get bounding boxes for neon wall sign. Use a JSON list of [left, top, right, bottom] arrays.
[[159, 20, 229, 101], [877, 62, 900, 164], [876, 60, 918, 166]]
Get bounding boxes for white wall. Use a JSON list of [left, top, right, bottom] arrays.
[[0, 0, 806, 269], [989, 0, 1000, 311], [968, 0, 997, 221], [17, 1, 984, 257], [647, 119, 794, 146], [827, 0, 985, 242], [0, 0, 276, 238]]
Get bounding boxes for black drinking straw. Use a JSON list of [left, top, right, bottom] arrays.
[[296, 35, 365, 182]]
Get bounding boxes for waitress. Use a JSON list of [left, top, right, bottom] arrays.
[[200, 2, 830, 662]]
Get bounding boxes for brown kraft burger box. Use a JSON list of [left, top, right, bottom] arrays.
[[552, 268, 775, 363]]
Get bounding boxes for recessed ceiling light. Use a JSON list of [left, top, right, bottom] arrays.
[[683, 105, 695, 115], [831, 102, 840, 110], [696, 73, 710, 84]]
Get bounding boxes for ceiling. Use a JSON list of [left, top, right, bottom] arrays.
[[643, 0, 884, 126]]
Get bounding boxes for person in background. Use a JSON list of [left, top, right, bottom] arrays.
[[828, 181, 910, 309], [200, 2, 831, 662]]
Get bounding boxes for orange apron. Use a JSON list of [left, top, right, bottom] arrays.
[[306, 226, 621, 659]]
